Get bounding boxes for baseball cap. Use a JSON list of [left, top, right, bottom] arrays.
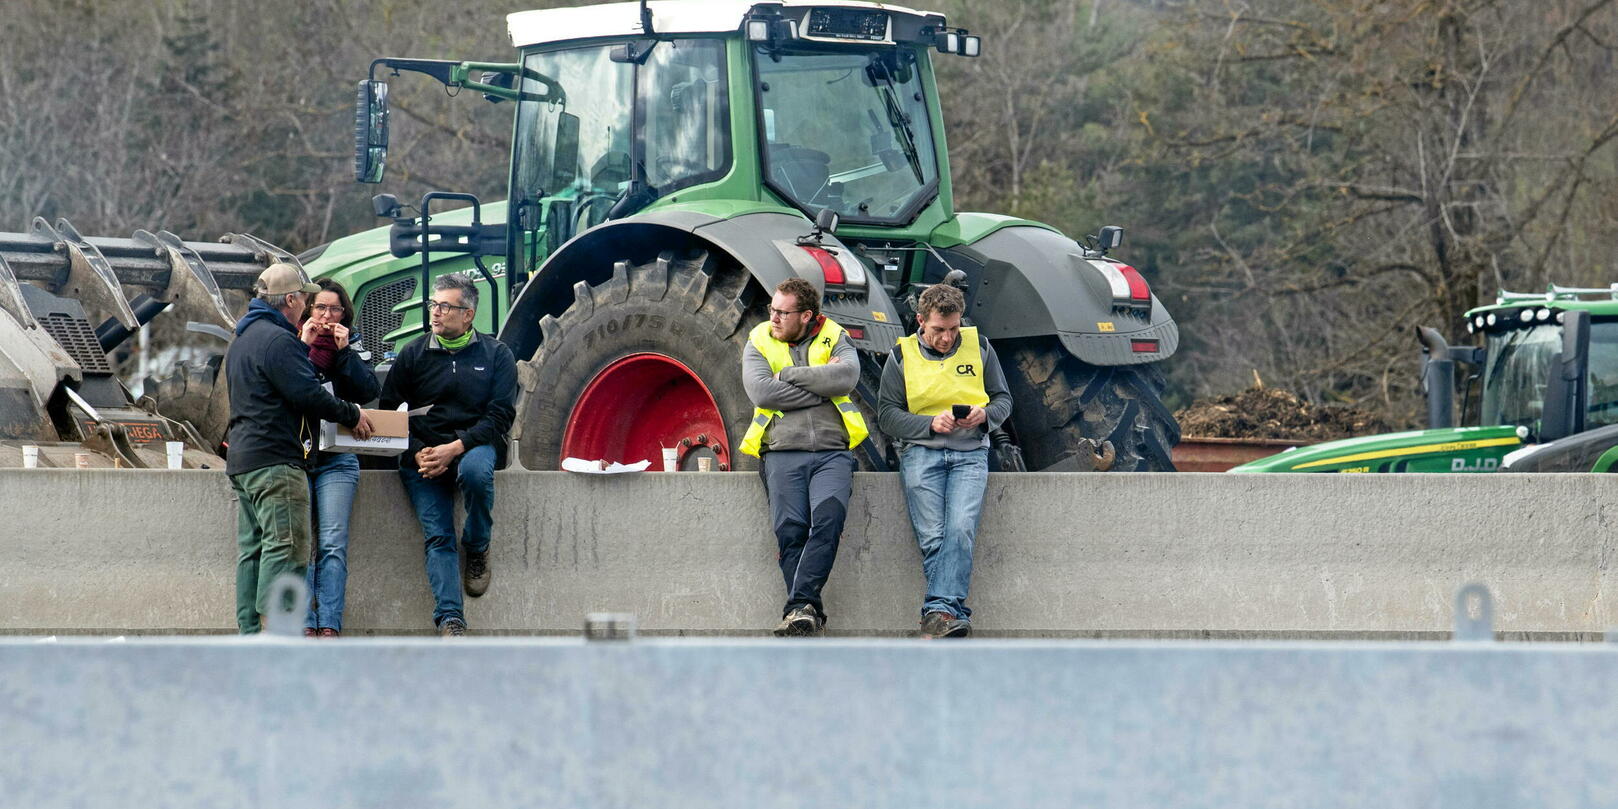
[[255, 263, 321, 296]]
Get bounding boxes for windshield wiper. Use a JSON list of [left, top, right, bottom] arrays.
[[870, 63, 925, 185]]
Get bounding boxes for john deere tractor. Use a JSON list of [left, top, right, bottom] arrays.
[[0, 0, 1181, 472], [1233, 285, 1618, 473]]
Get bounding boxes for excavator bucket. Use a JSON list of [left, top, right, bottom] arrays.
[[0, 219, 300, 469]]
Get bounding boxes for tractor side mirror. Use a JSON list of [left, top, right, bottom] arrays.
[[1098, 225, 1124, 252], [354, 80, 390, 184]]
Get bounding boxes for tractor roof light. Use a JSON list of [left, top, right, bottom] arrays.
[[1486, 313, 1497, 326], [745, 10, 798, 46], [1473, 315, 1485, 330], [1520, 309, 1534, 322], [932, 27, 982, 57], [1535, 308, 1551, 322]]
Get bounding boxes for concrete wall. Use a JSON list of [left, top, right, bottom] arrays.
[[7, 637, 1616, 808], [4, 469, 1618, 636]]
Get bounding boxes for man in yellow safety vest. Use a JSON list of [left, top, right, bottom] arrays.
[[877, 283, 1013, 638], [740, 278, 868, 636]]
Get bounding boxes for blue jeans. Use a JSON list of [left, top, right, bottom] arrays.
[[305, 452, 360, 632], [398, 443, 497, 627], [899, 445, 989, 620]]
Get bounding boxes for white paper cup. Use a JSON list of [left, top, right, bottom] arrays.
[[661, 447, 678, 472], [74, 452, 91, 469], [165, 441, 185, 470], [21, 445, 39, 469], [697, 457, 713, 472]]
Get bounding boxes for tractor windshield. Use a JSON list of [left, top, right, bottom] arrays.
[[755, 47, 939, 224], [1481, 320, 1618, 431], [512, 39, 730, 247]]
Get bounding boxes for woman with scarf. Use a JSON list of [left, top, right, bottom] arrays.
[[298, 279, 380, 637]]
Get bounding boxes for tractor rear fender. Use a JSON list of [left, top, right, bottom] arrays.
[[944, 225, 1179, 366], [498, 210, 907, 359]]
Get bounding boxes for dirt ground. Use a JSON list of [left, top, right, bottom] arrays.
[[1175, 387, 1393, 442]]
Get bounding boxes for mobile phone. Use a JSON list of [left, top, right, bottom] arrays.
[[951, 404, 971, 419]]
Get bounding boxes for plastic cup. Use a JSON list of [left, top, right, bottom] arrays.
[[21, 445, 38, 469], [165, 441, 185, 470], [661, 447, 678, 472], [697, 457, 713, 472], [74, 452, 91, 469]]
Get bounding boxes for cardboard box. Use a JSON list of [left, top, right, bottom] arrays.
[[319, 407, 410, 457]]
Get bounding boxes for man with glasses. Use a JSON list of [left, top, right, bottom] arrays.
[[739, 278, 869, 636], [226, 263, 373, 634], [380, 273, 518, 637]]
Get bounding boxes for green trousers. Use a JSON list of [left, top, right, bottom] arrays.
[[230, 464, 311, 634]]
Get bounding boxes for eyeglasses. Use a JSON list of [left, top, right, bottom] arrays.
[[310, 304, 345, 314], [767, 306, 808, 320], [427, 301, 471, 314]]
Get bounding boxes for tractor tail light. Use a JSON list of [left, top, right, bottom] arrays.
[[802, 246, 844, 285]]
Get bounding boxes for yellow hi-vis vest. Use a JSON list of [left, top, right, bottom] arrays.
[[897, 326, 990, 416], [739, 318, 869, 457]]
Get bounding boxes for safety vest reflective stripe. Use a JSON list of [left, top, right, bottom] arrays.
[[739, 318, 870, 458], [897, 326, 990, 416]]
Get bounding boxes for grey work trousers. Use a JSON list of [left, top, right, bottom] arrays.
[[760, 449, 856, 620]]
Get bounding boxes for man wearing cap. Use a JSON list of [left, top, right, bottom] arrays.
[[226, 262, 373, 634]]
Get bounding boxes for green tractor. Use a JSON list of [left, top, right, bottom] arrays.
[[1232, 285, 1618, 473], [0, 0, 1180, 472], [308, 0, 1180, 472]]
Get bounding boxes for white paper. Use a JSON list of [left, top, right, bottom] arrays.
[[561, 457, 652, 475]]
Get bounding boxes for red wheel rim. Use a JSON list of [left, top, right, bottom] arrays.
[[561, 353, 732, 471]]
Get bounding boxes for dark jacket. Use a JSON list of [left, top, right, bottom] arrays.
[[225, 299, 361, 476], [309, 334, 382, 466], [380, 330, 518, 470]]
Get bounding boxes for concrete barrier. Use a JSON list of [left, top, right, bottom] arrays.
[[7, 636, 1616, 808], [4, 470, 1618, 637]]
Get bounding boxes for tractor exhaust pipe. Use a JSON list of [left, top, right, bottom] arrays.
[[1417, 326, 1455, 429]]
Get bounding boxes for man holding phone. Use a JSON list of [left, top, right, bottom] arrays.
[[877, 283, 1013, 638]]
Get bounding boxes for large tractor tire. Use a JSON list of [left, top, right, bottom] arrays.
[[515, 249, 766, 472], [1000, 337, 1180, 472]]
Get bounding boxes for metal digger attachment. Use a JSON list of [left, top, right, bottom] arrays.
[[0, 219, 300, 468]]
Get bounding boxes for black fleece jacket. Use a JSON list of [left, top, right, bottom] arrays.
[[224, 300, 361, 476], [380, 330, 518, 470]]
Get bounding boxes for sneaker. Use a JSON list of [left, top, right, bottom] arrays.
[[920, 612, 971, 639], [463, 551, 491, 598], [303, 627, 317, 638], [318, 628, 340, 638], [438, 619, 467, 638], [772, 604, 824, 637]]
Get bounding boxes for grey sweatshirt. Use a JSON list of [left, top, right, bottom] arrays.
[[877, 332, 1013, 451], [741, 321, 861, 453]]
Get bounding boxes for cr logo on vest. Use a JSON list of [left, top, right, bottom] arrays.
[[956, 364, 976, 376]]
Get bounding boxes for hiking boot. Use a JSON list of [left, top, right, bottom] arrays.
[[318, 628, 340, 638], [438, 619, 467, 638], [463, 551, 491, 598], [920, 612, 971, 639], [772, 604, 824, 637], [303, 627, 317, 638]]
